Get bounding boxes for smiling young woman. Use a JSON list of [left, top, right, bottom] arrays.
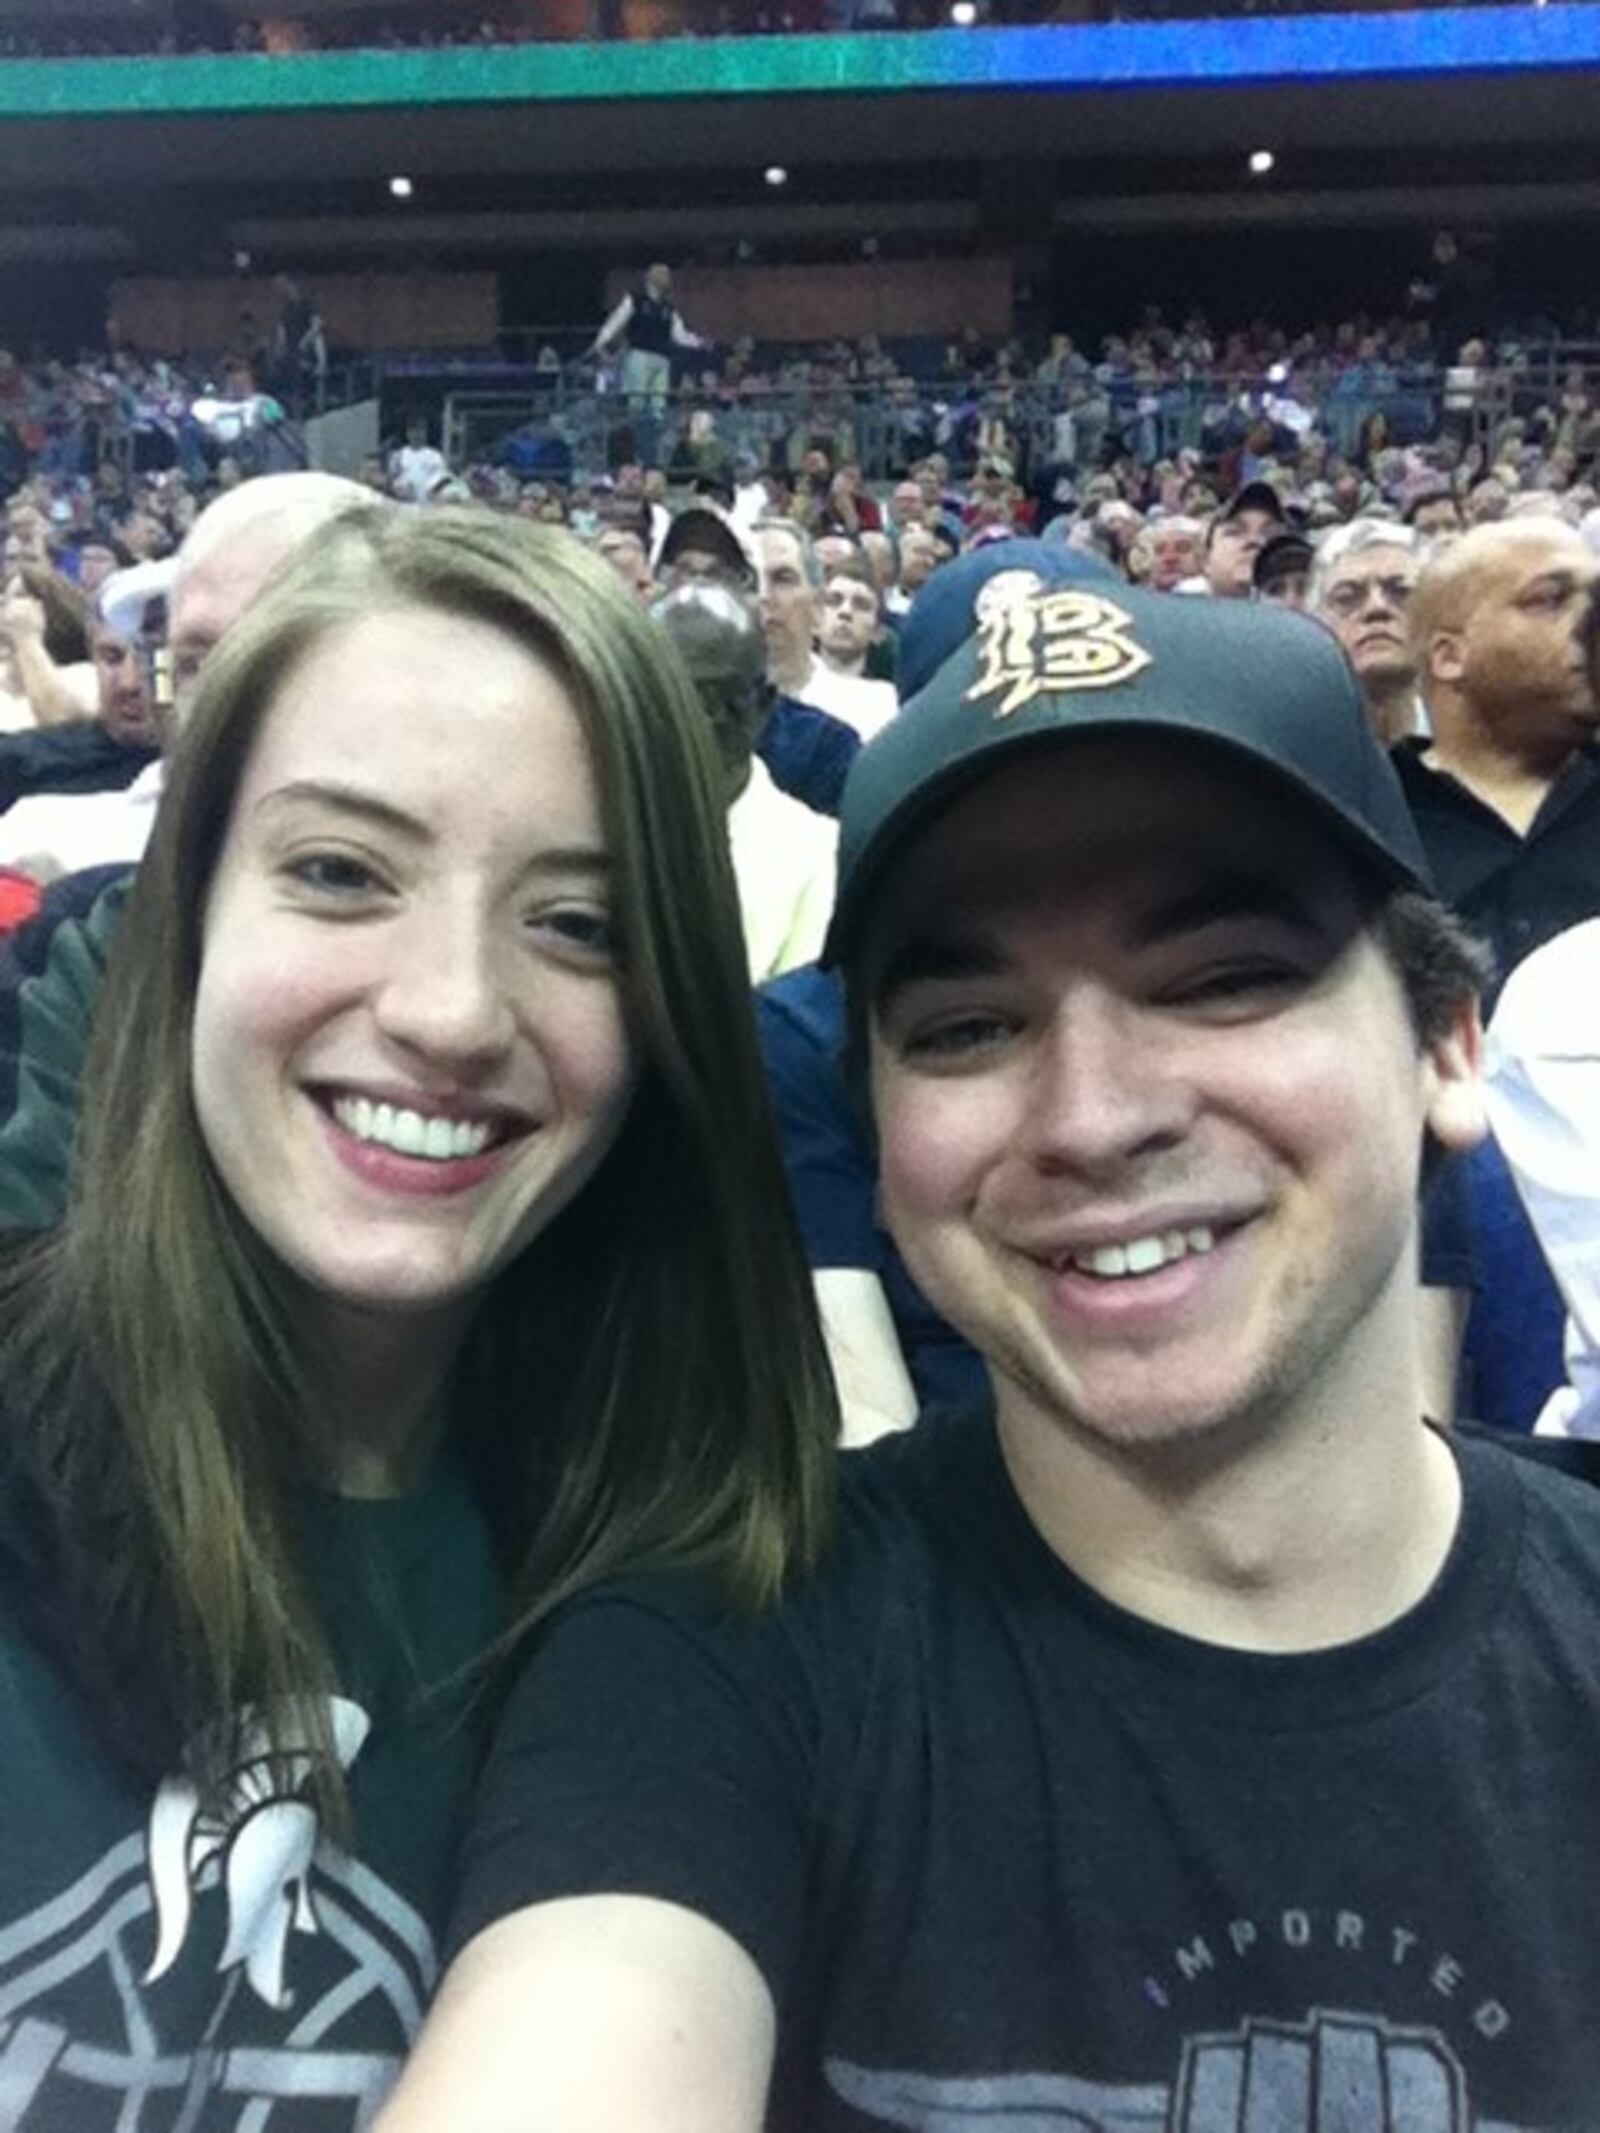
[[0, 507, 835, 2127]]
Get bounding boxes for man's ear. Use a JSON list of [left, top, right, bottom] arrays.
[[1426, 626, 1465, 688], [1422, 993, 1487, 1153]]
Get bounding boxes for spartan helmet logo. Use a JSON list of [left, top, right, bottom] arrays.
[[0, 1695, 436, 2129], [144, 1696, 371, 2011]]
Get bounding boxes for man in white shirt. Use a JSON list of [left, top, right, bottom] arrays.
[[805, 557, 897, 741], [651, 578, 836, 982], [754, 521, 897, 745], [387, 418, 451, 504]]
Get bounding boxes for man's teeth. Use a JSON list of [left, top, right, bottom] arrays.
[[1064, 1226, 1216, 1280], [331, 1097, 495, 1161]]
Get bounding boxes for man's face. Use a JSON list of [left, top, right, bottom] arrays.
[[899, 526, 941, 595], [889, 481, 925, 529], [76, 542, 119, 595], [863, 740, 1477, 1461], [1146, 524, 1201, 592], [596, 531, 653, 603], [1432, 526, 1600, 745], [860, 531, 896, 594], [169, 522, 302, 722], [755, 527, 816, 673], [119, 512, 165, 562], [659, 537, 719, 583], [817, 573, 879, 670], [1258, 566, 1310, 612], [6, 506, 48, 570], [1315, 543, 1419, 688], [1411, 497, 1462, 540], [92, 625, 159, 747], [1205, 508, 1279, 597]]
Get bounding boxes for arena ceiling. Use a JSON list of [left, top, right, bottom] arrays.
[[0, 8, 1597, 271]]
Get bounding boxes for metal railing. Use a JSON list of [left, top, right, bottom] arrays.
[[15, 345, 1599, 494], [425, 352, 1600, 481]]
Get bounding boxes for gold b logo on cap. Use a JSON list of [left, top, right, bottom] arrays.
[[966, 589, 1151, 719]]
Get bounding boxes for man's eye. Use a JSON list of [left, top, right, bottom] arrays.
[[1171, 963, 1301, 1007], [901, 1012, 1013, 1061]]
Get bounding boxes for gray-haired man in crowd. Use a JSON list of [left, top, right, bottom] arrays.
[[0, 471, 368, 1227]]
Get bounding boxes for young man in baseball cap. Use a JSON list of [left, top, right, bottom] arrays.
[[380, 587, 1600, 2133]]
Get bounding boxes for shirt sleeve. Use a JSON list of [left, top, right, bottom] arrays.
[[755, 697, 860, 819], [447, 1581, 817, 2003], [756, 980, 884, 1272], [0, 869, 127, 1229], [1484, 925, 1600, 1430]]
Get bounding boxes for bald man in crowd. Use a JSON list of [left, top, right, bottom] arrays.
[[1396, 515, 1600, 1433], [1397, 515, 1600, 982], [0, 472, 369, 1227]]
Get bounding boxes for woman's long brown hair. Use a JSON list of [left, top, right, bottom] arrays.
[[0, 508, 837, 1816]]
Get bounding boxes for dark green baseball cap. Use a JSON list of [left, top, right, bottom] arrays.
[[824, 580, 1431, 966]]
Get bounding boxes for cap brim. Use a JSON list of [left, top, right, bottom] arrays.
[[99, 556, 178, 641]]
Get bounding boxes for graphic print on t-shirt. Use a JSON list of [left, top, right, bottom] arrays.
[[0, 1695, 435, 2129], [830, 2009, 1539, 2132]]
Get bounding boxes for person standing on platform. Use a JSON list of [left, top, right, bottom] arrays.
[[591, 264, 711, 467]]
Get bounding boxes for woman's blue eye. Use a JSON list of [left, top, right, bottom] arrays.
[[536, 906, 621, 959], [289, 853, 379, 895]]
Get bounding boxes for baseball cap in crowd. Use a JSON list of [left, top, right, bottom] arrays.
[[1210, 480, 1289, 536], [895, 536, 1120, 703], [1251, 528, 1314, 596], [657, 505, 755, 591], [825, 581, 1430, 965], [99, 556, 178, 642]]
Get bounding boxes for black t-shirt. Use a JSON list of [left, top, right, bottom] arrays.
[[0, 1458, 500, 2129], [455, 1407, 1600, 2131], [0, 727, 157, 819], [1391, 739, 1600, 1001]]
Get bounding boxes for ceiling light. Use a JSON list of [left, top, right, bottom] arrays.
[[1248, 149, 1275, 176], [389, 175, 414, 199], [951, 1, 977, 23]]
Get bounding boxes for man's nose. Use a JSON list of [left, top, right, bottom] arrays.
[[1018, 993, 1197, 1179]]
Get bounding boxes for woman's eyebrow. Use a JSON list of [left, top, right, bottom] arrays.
[[254, 779, 431, 842], [254, 780, 613, 879]]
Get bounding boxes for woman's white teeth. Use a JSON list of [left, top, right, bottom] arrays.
[[332, 1097, 494, 1160], [1069, 1225, 1216, 1279]]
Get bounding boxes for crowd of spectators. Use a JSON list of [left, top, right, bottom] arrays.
[[0, 0, 1549, 62], [11, 288, 1600, 526], [5, 309, 1600, 1443], [549, 300, 1600, 510]]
